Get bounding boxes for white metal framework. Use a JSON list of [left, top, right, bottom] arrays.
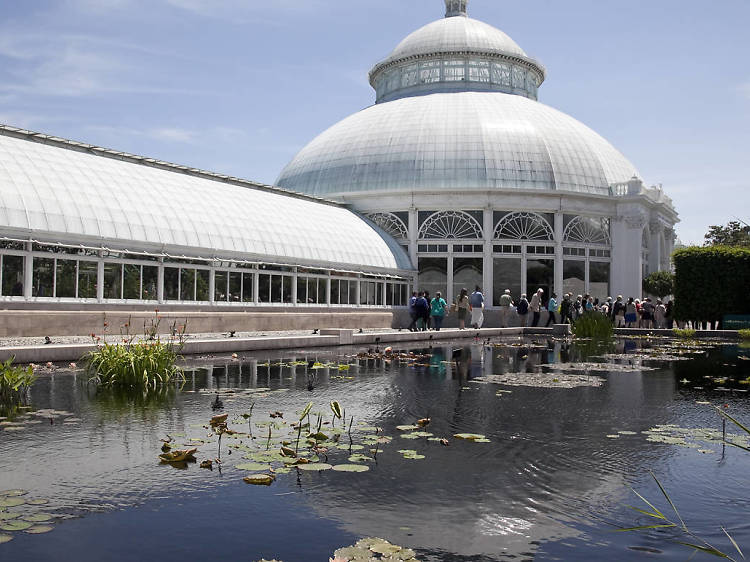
[[419, 211, 483, 239], [494, 213, 553, 241], [365, 212, 408, 239], [563, 216, 611, 245]]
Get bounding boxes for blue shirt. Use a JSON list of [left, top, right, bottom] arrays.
[[547, 298, 557, 312], [470, 291, 484, 308]]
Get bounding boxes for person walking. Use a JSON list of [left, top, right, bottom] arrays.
[[529, 288, 543, 327], [455, 288, 470, 329], [625, 297, 637, 328], [665, 299, 674, 329], [469, 285, 485, 329], [430, 291, 448, 331], [422, 291, 432, 330], [498, 289, 514, 328], [654, 299, 666, 329], [641, 297, 655, 329], [560, 293, 573, 324], [516, 293, 529, 327], [573, 295, 583, 321], [612, 295, 626, 328], [415, 292, 429, 331], [408, 291, 419, 332], [545, 292, 558, 327]]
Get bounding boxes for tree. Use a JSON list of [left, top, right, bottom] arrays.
[[704, 221, 750, 247], [642, 270, 674, 298]]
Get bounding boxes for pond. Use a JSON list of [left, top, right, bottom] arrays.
[[1, 337, 749, 561]]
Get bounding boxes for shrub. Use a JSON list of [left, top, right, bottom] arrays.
[[673, 328, 696, 339], [0, 357, 36, 404], [572, 312, 614, 339], [739, 329, 750, 340], [672, 246, 750, 322], [84, 341, 184, 389], [642, 271, 674, 298]]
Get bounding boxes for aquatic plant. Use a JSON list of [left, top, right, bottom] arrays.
[[0, 357, 35, 405], [738, 329, 750, 340], [673, 328, 697, 339], [572, 312, 614, 339], [84, 340, 184, 389]]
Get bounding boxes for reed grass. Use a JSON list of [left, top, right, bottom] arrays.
[[673, 328, 697, 339], [84, 340, 184, 389], [572, 312, 614, 339], [0, 357, 35, 404], [738, 329, 750, 340]]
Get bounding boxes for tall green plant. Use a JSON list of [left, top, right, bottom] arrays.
[[84, 341, 184, 389], [0, 357, 35, 404], [642, 271, 674, 298], [572, 312, 614, 339]]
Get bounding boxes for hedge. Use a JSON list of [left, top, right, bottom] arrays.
[[672, 246, 750, 322]]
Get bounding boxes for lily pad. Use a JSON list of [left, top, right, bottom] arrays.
[[22, 514, 52, 523], [396, 425, 419, 431], [0, 512, 20, 521], [336, 444, 364, 451], [454, 433, 486, 441], [25, 526, 54, 534], [0, 534, 12, 544], [243, 474, 275, 486], [332, 464, 370, 472], [400, 433, 422, 440], [0, 498, 25, 509], [348, 454, 374, 463], [235, 462, 271, 472], [26, 499, 49, 506], [0, 520, 33, 531], [618, 431, 638, 436], [296, 463, 333, 471]]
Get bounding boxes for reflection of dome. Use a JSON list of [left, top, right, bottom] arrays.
[[276, 0, 637, 198], [276, 92, 638, 197]]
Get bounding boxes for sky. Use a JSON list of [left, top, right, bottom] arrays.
[[0, 0, 748, 245]]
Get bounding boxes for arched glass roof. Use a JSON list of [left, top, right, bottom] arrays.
[[0, 127, 413, 273], [276, 92, 639, 198]]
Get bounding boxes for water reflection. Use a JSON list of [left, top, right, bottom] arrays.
[[0, 338, 747, 561]]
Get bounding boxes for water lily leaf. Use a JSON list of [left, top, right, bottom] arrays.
[[348, 454, 374, 463], [618, 431, 638, 435], [606, 435, 620, 439], [474, 438, 491, 443], [159, 448, 197, 463], [332, 464, 370, 472], [0, 512, 20, 521], [308, 432, 329, 441], [296, 463, 333, 471], [396, 425, 419, 431], [330, 401, 342, 419], [412, 432, 433, 438], [0, 534, 12, 544], [243, 474, 275, 486], [453, 433, 485, 441], [357, 426, 378, 432], [22, 514, 52, 523], [235, 462, 271, 472], [0, 498, 25, 508], [0, 520, 33, 531], [272, 467, 291, 475], [25, 526, 54, 534], [370, 542, 402, 555], [0, 491, 27, 498], [400, 433, 422, 440]]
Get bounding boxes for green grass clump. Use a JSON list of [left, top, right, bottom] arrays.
[[673, 328, 697, 339], [84, 341, 184, 389], [572, 312, 614, 339], [0, 357, 35, 404], [738, 329, 750, 340]]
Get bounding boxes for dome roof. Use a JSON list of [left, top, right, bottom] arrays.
[[384, 15, 528, 63], [276, 92, 638, 198]]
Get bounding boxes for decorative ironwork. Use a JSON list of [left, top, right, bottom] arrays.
[[494, 212, 553, 241], [563, 216, 611, 245], [366, 212, 408, 239], [419, 211, 483, 240]]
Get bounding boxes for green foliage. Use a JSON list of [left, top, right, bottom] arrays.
[[642, 271, 674, 298], [704, 221, 750, 247], [0, 357, 35, 404], [572, 312, 614, 339], [84, 341, 184, 390], [672, 246, 750, 322], [739, 329, 750, 340], [673, 328, 696, 339]]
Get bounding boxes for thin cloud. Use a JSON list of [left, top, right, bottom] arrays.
[[163, 0, 325, 24]]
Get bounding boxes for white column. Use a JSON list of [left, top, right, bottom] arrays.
[[157, 261, 164, 303], [325, 276, 331, 306], [446, 254, 453, 303], [96, 260, 104, 302], [408, 208, 418, 269], [291, 271, 298, 305], [253, 271, 260, 304], [483, 207, 493, 307], [649, 221, 662, 273], [23, 243, 33, 299], [554, 212, 563, 298], [611, 212, 645, 299], [208, 269, 215, 304]]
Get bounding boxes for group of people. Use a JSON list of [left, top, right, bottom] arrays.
[[408, 286, 677, 330]]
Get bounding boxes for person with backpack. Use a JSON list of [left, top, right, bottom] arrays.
[[560, 293, 573, 324], [545, 292, 558, 326], [611, 295, 626, 328], [430, 291, 448, 331], [415, 292, 430, 331], [516, 293, 529, 326], [421, 291, 432, 330], [625, 297, 638, 328], [408, 291, 419, 332]]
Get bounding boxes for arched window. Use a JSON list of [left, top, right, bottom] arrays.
[[419, 211, 483, 240], [564, 216, 611, 245], [365, 212, 408, 239], [494, 212, 553, 241]]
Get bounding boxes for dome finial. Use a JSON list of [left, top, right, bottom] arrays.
[[445, 0, 468, 18]]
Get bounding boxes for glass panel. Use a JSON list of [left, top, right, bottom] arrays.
[[242, 272, 254, 302], [55, 259, 77, 298], [418, 257, 447, 299], [271, 275, 282, 303], [180, 269, 195, 301], [229, 272, 241, 302], [297, 278, 308, 304], [78, 261, 97, 299], [453, 258, 482, 305], [331, 279, 341, 304], [142, 266, 158, 301], [214, 271, 228, 302], [493, 258, 522, 306], [258, 274, 270, 303], [1, 255, 24, 296], [33, 257, 54, 297], [164, 267, 179, 301], [526, 259, 554, 300], [375, 283, 383, 306], [123, 264, 141, 300], [103, 263, 122, 300], [348, 279, 356, 304], [589, 262, 611, 300], [563, 260, 586, 298], [196, 270, 209, 301], [317, 278, 326, 304]]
